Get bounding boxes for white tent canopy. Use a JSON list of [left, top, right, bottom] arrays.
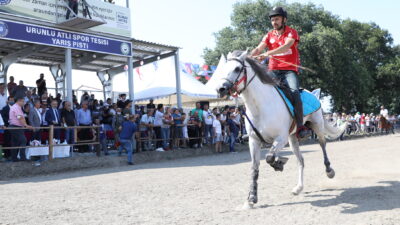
[[132, 57, 217, 106]]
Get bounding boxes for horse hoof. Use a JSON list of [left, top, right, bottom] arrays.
[[241, 201, 254, 210], [291, 185, 303, 195], [326, 168, 335, 179]]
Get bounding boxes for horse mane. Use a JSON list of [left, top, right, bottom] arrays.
[[244, 57, 278, 85], [229, 50, 278, 85]]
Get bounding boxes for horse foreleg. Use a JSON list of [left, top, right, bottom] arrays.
[[244, 138, 261, 209], [266, 136, 289, 172], [288, 134, 304, 195]]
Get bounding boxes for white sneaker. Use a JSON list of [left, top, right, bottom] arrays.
[[156, 148, 165, 152]]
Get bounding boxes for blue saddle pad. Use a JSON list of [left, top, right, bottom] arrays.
[[276, 87, 321, 117]]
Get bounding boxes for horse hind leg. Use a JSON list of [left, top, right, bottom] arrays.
[[288, 134, 304, 195], [310, 121, 335, 179]]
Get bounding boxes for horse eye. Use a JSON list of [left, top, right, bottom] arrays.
[[234, 67, 241, 73]]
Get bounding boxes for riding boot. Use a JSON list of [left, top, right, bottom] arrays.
[[293, 91, 311, 139]]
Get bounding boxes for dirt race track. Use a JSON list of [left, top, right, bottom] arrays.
[[1, 134, 400, 225]]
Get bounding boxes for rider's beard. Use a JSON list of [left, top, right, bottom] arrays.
[[273, 23, 284, 31]]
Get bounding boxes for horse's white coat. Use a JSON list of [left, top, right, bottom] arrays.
[[217, 52, 346, 208]]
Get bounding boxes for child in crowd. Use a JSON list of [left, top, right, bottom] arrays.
[[213, 114, 223, 153]]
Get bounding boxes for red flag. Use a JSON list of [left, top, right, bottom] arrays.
[[135, 67, 142, 80]]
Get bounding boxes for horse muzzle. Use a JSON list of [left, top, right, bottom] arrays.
[[217, 82, 233, 98]]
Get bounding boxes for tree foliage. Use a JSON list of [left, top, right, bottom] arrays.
[[203, 0, 400, 113]]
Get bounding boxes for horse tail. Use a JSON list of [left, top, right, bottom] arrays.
[[323, 119, 347, 140]]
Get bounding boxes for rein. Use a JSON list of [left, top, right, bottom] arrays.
[[226, 57, 257, 97]]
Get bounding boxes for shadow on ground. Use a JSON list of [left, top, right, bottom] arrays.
[[0, 149, 314, 184], [270, 181, 400, 214]]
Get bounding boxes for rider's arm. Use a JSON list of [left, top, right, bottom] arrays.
[[265, 37, 295, 57], [250, 35, 268, 57]]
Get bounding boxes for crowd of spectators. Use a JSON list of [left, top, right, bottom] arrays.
[[2, 74, 398, 164], [0, 74, 248, 164], [326, 107, 399, 139]]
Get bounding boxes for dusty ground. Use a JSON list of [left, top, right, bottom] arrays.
[[1, 134, 400, 225]]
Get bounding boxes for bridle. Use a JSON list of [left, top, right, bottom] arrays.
[[225, 57, 257, 97]]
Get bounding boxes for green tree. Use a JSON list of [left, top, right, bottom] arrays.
[[203, 0, 399, 113]]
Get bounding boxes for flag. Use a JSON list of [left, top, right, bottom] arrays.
[[185, 63, 192, 74], [205, 75, 211, 80], [210, 65, 217, 73], [152, 61, 159, 71], [192, 64, 200, 73], [135, 67, 142, 80]]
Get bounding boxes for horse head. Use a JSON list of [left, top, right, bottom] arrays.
[[217, 50, 249, 98]]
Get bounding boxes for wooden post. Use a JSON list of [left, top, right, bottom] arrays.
[[95, 126, 101, 157], [49, 125, 54, 160]]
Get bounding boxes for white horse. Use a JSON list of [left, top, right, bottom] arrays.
[[216, 51, 346, 209]]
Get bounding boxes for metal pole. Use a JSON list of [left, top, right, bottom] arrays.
[[126, 0, 130, 8], [65, 48, 73, 103], [127, 57, 135, 114], [174, 50, 182, 108]]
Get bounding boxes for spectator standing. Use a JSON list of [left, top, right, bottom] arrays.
[[31, 88, 39, 100], [181, 113, 188, 147], [112, 108, 125, 148], [0, 83, 7, 110], [45, 100, 61, 140], [36, 73, 47, 98], [172, 108, 183, 148], [28, 99, 42, 141], [191, 102, 204, 121], [9, 97, 32, 162], [7, 76, 16, 97], [117, 94, 127, 109], [213, 114, 223, 153], [227, 114, 239, 153], [61, 101, 76, 145], [12, 80, 28, 99], [146, 99, 156, 112], [203, 104, 214, 145], [123, 100, 133, 116], [94, 118, 107, 155], [140, 109, 154, 151], [66, 0, 78, 19], [118, 115, 138, 165], [161, 107, 174, 150], [153, 104, 164, 150], [188, 111, 202, 148], [76, 101, 92, 152]]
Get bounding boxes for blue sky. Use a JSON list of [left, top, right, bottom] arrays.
[[125, 0, 400, 64]]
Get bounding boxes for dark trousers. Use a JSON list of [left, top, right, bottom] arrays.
[[188, 126, 201, 148], [66, 1, 78, 19], [77, 124, 92, 152], [3, 130, 11, 158], [9, 126, 27, 162], [154, 127, 162, 148], [32, 130, 41, 142]]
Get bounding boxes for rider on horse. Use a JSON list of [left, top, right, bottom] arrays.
[[250, 6, 311, 139]]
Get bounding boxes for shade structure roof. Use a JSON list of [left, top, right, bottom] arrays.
[[0, 38, 179, 73]]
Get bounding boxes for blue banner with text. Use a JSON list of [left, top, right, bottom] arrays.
[[0, 20, 132, 57]]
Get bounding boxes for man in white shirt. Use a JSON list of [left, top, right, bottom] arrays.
[[140, 109, 155, 151], [0, 83, 7, 110], [380, 106, 389, 119], [203, 104, 214, 145], [153, 104, 164, 150], [213, 114, 222, 153]]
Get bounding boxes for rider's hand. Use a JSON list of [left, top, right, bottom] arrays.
[[254, 52, 269, 61]]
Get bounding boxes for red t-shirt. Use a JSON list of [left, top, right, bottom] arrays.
[[264, 26, 300, 72]]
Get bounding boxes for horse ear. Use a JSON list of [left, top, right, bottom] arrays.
[[240, 50, 247, 59], [227, 52, 232, 59]]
